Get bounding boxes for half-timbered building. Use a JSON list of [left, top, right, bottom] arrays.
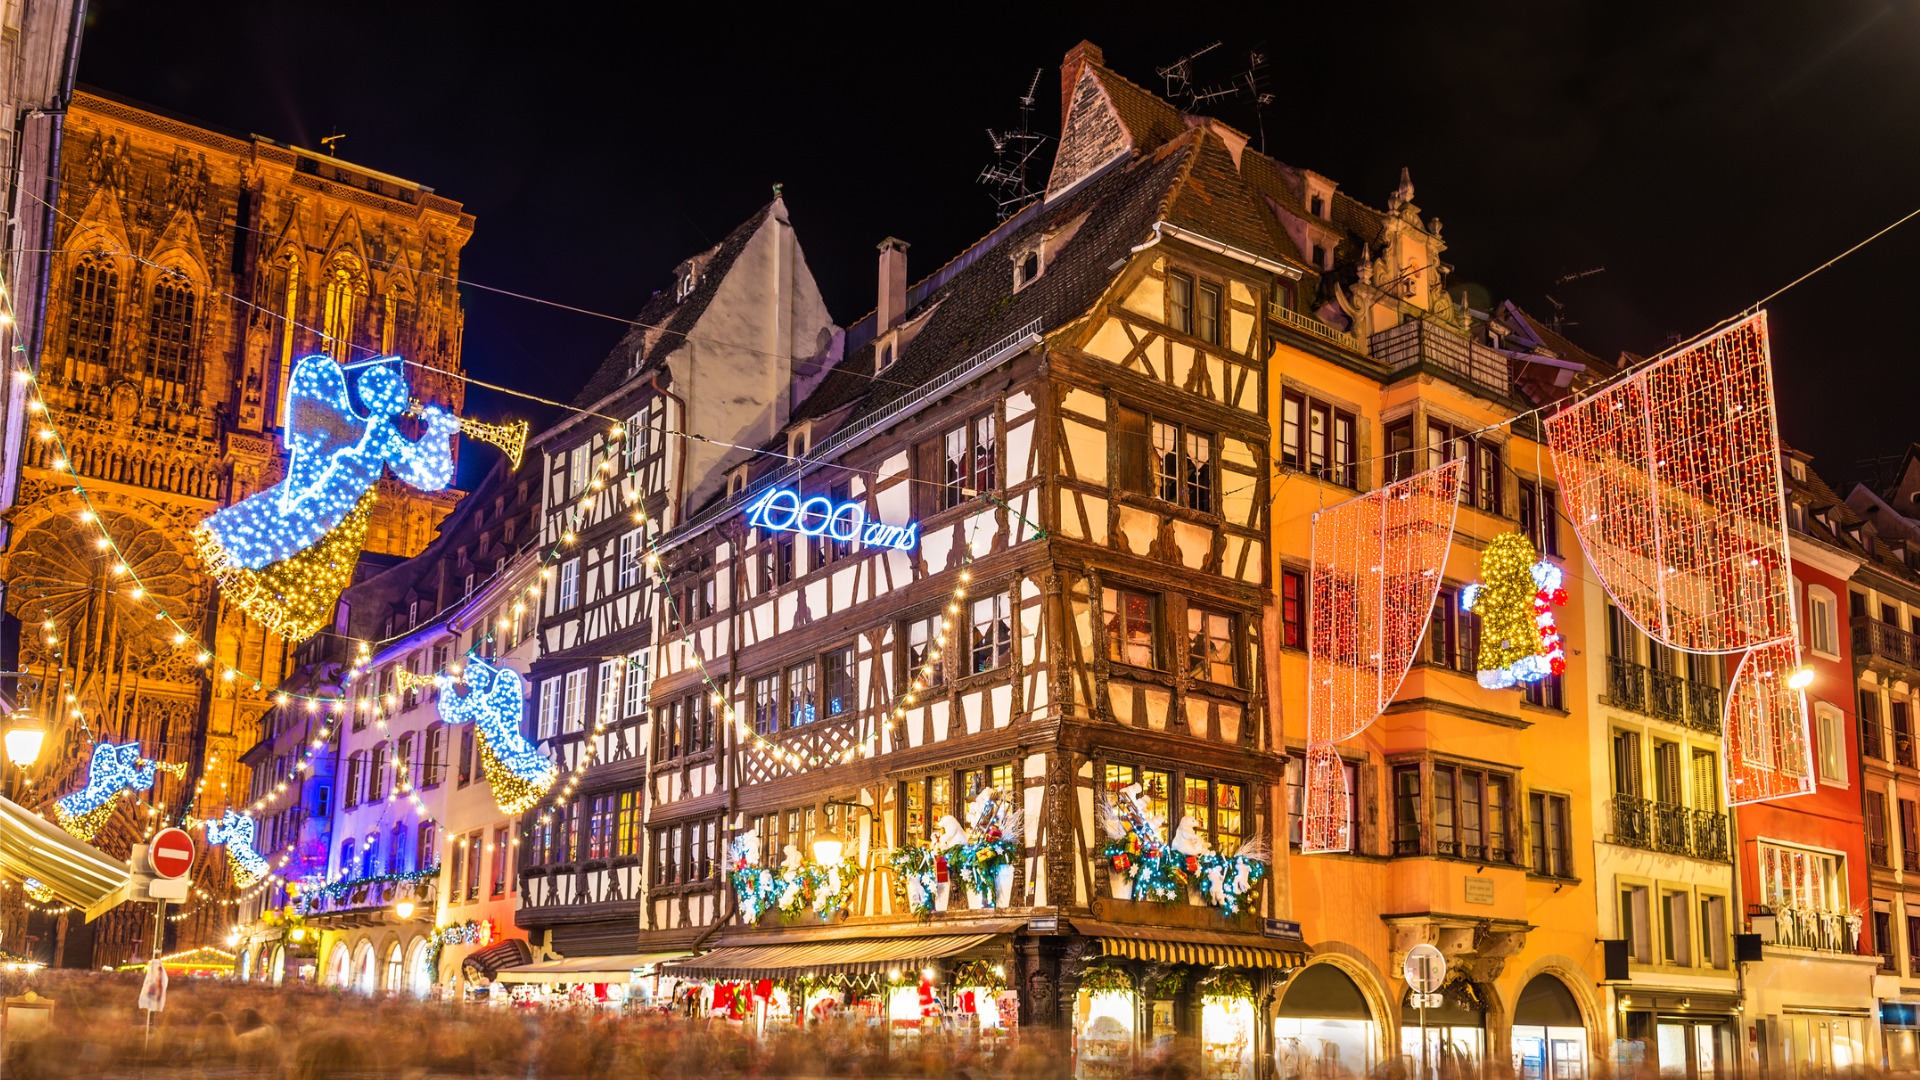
[[514, 197, 836, 966]]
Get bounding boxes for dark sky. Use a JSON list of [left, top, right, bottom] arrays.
[[76, 1, 1920, 487]]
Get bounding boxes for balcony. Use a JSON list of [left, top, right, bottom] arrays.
[[1864, 718, 1887, 761], [1370, 318, 1511, 398], [1897, 728, 1916, 769], [1607, 656, 1722, 732], [1610, 795, 1729, 861], [1904, 847, 1919, 873], [1752, 906, 1861, 954], [1856, 620, 1920, 677], [1267, 302, 1360, 353]]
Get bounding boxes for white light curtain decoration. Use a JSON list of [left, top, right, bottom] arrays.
[[1303, 461, 1462, 853], [1545, 312, 1812, 803]]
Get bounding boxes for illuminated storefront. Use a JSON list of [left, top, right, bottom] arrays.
[[1275, 964, 1379, 1079], [1509, 975, 1586, 1080], [1399, 980, 1486, 1075]]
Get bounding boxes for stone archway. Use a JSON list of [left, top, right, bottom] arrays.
[[405, 936, 432, 998], [353, 940, 377, 995]]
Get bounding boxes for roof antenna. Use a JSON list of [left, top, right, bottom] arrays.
[[977, 68, 1051, 221], [1156, 42, 1221, 107], [320, 130, 346, 157], [1545, 266, 1605, 333]]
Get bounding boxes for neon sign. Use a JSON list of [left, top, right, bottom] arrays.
[[744, 488, 919, 551]]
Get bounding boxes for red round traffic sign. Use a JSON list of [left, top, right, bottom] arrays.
[[150, 827, 194, 879]]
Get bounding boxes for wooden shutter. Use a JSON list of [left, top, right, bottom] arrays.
[[912, 439, 939, 519], [1116, 406, 1149, 495]]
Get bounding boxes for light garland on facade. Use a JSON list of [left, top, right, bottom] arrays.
[[1302, 462, 1462, 854], [203, 810, 270, 888], [1460, 532, 1567, 689], [436, 658, 556, 814]]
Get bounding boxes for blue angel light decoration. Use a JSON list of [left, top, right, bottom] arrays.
[[436, 658, 557, 815], [193, 355, 460, 643], [204, 810, 269, 888], [55, 741, 158, 841]]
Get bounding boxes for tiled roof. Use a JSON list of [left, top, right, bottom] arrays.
[[569, 201, 777, 410], [786, 144, 1192, 432], [1162, 131, 1303, 268], [1082, 60, 1193, 156]]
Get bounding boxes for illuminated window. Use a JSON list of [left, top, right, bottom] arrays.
[[491, 827, 509, 895], [752, 673, 779, 736], [321, 258, 363, 359], [1187, 608, 1236, 686], [971, 592, 1012, 673], [906, 614, 946, 689], [1102, 587, 1158, 669], [562, 670, 586, 733], [822, 645, 856, 717], [785, 660, 818, 728], [1118, 406, 1214, 513], [559, 560, 580, 610], [1280, 391, 1357, 488], [62, 256, 117, 383], [142, 277, 197, 403]]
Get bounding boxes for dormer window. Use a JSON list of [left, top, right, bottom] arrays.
[[1015, 249, 1042, 291], [676, 268, 699, 301], [728, 466, 748, 498], [788, 424, 811, 459], [1309, 194, 1325, 218], [878, 340, 895, 372], [1789, 459, 1807, 481], [1312, 244, 1329, 270]]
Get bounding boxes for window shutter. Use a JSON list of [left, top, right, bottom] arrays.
[[913, 440, 939, 518], [1116, 406, 1149, 495]]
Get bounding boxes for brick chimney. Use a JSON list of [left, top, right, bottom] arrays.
[[877, 237, 909, 332], [1061, 41, 1104, 126]]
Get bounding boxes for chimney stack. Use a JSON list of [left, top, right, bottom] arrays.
[[877, 237, 909, 333], [1061, 41, 1104, 127]]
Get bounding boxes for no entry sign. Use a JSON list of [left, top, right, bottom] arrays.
[[149, 827, 194, 879]]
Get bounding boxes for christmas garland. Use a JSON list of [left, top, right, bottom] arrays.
[[888, 845, 941, 916], [1080, 964, 1135, 996], [727, 851, 861, 923], [1100, 788, 1270, 913], [426, 918, 494, 975], [1199, 971, 1254, 1005], [308, 865, 442, 909], [1195, 843, 1271, 917], [952, 959, 1006, 991], [952, 790, 1023, 906]]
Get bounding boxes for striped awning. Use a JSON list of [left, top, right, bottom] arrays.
[[1077, 921, 1310, 970], [663, 933, 1002, 981], [0, 795, 125, 912], [461, 939, 533, 983], [494, 950, 691, 984]]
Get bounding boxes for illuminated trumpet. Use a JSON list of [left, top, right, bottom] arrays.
[[407, 404, 529, 470]]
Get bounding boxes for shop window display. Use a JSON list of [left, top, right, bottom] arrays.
[[1275, 964, 1378, 1079]]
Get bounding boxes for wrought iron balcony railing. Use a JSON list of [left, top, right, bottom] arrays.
[[1608, 657, 1649, 713], [1369, 319, 1511, 396], [1856, 620, 1920, 673], [1610, 794, 1728, 862]]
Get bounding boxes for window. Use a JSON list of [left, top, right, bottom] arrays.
[[1902, 799, 1919, 872], [143, 277, 197, 402], [1195, 281, 1221, 345], [617, 791, 642, 858], [1529, 792, 1573, 877], [971, 592, 1012, 673], [1870, 793, 1892, 868], [906, 614, 946, 689], [1392, 766, 1422, 855], [1521, 672, 1565, 711], [559, 560, 580, 610], [1427, 420, 1499, 511], [624, 653, 648, 718], [1516, 481, 1561, 557], [1621, 884, 1653, 964], [369, 745, 389, 804], [597, 660, 623, 727], [457, 726, 474, 787], [360, 837, 380, 877], [1285, 755, 1361, 850], [62, 256, 118, 381], [417, 822, 436, 871], [1815, 704, 1846, 784], [618, 532, 642, 590], [395, 733, 415, 791], [1103, 587, 1158, 669], [450, 838, 464, 898], [1908, 914, 1920, 976], [569, 445, 589, 496], [1428, 586, 1480, 675], [464, 831, 483, 901], [1016, 249, 1041, 289], [387, 822, 407, 873], [917, 413, 997, 515], [1384, 419, 1416, 483], [537, 677, 561, 740], [587, 795, 615, 860], [785, 659, 818, 728], [1180, 776, 1244, 854], [1280, 391, 1357, 488], [1187, 608, 1237, 686], [1281, 569, 1306, 649], [338, 838, 356, 878], [344, 752, 365, 808], [655, 699, 682, 761], [1427, 764, 1514, 862], [1168, 271, 1193, 335], [752, 673, 779, 736], [1862, 689, 1885, 760], [1104, 762, 1172, 825], [1897, 701, 1915, 768], [822, 645, 856, 717], [902, 774, 955, 845], [1661, 890, 1693, 966], [492, 827, 509, 896], [1806, 586, 1838, 656], [563, 669, 587, 733], [1700, 894, 1729, 969], [1117, 406, 1216, 512], [1756, 842, 1845, 913]]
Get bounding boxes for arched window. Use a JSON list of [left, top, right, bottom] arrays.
[[143, 275, 197, 403], [389, 821, 408, 873], [339, 838, 356, 875], [63, 256, 118, 384], [360, 836, 380, 877], [385, 943, 404, 993], [322, 257, 364, 359]]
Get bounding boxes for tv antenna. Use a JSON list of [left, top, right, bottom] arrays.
[[1545, 267, 1605, 333], [977, 68, 1051, 221], [1157, 42, 1220, 105]]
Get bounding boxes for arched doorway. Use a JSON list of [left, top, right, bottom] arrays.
[[238, 947, 253, 982], [1401, 978, 1487, 1075], [1276, 963, 1380, 1079], [406, 938, 432, 998], [1511, 974, 1586, 1079], [384, 942, 404, 994], [325, 942, 350, 987], [269, 945, 286, 987], [354, 942, 378, 995]]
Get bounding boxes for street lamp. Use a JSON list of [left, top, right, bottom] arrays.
[[3, 710, 45, 767], [811, 839, 843, 866]]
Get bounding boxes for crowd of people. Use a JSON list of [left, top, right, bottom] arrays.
[[0, 969, 1211, 1079]]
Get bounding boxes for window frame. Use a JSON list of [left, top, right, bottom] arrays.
[[1102, 586, 1160, 671], [1117, 404, 1217, 514], [1279, 389, 1358, 489], [1528, 791, 1575, 879]]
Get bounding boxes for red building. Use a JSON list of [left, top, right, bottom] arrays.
[[1733, 449, 1876, 1071]]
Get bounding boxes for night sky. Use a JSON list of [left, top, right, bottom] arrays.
[[75, 1, 1920, 488]]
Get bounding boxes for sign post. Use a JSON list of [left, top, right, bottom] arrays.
[[139, 828, 192, 1048], [1403, 944, 1445, 1080]]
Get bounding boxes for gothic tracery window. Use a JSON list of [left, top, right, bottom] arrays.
[[63, 257, 119, 384], [142, 276, 197, 403], [321, 257, 365, 359]]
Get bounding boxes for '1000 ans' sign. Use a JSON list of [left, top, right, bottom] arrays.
[[744, 487, 919, 552]]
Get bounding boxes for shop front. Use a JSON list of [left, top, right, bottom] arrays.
[[494, 950, 692, 1010], [1399, 978, 1486, 1077], [1068, 924, 1311, 1080], [1509, 974, 1587, 1080], [1275, 962, 1380, 1079], [1881, 1001, 1920, 1071]]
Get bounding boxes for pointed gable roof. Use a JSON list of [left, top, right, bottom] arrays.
[[570, 201, 778, 409]]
